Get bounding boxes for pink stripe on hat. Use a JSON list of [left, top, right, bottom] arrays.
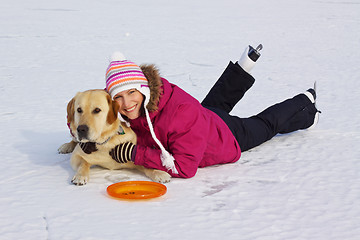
[[107, 73, 147, 83]]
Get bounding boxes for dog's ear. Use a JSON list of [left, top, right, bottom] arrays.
[[67, 97, 75, 124], [107, 94, 120, 124]]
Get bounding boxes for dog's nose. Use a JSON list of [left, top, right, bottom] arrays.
[[77, 125, 89, 139]]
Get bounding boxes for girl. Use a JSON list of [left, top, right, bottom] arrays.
[[106, 45, 320, 178]]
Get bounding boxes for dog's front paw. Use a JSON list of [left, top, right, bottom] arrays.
[[58, 141, 77, 154], [71, 174, 89, 186], [150, 170, 171, 183]]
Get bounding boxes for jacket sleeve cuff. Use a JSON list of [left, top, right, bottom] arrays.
[[130, 145, 137, 162]]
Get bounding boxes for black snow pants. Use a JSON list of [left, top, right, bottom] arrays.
[[201, 61, 318, 151]]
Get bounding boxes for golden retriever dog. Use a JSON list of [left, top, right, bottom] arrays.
[[58, 89, 171, 185]]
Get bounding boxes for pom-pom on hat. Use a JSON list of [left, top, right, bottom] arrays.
[[105, 52, 178, 174]]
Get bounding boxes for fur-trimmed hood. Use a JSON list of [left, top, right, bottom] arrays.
[[140, 64, 163, 112]]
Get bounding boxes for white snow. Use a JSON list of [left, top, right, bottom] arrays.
[[1, 0, 360, 239]]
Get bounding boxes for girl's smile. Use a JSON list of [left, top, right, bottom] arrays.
[[125, 105, 137, 112]]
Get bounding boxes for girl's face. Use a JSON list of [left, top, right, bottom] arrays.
[[114, 89, 144, 120]]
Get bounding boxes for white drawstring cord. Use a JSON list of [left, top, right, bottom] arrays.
[[144, 108, 179, 174]]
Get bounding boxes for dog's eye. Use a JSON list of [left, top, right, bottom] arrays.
[[77, 108, 83, 113], [93, 108, 101, 114]]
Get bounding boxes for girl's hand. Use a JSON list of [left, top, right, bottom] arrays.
[[109, 142, 136, 163]]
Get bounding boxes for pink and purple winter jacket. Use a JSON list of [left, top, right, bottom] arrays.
[[130, 78, 241, 178]]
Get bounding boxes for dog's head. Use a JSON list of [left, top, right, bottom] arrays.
[[67, 89, 120, 143]]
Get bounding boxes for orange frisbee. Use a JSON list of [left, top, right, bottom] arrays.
[[107, 181, 167, 200]]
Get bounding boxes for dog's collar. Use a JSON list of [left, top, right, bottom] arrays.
[[97, 126, 125, 145], [79, 142, 98, 154], [96, 137, 111, 146]]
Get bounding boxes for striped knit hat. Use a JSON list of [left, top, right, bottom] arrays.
[[105, 52, 178, 174], [106, 52, 150, 107]]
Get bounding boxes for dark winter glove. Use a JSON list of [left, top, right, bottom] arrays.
[[79, 142, 98, 154], [109, 142, 136, 163]]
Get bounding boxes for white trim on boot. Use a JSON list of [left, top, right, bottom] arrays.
[[304, 82, 319, 129], [238, 46, 256, 73], [307, 111, 319, 130], [303, 91, 315, 104]]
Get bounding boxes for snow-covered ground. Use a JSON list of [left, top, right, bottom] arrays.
[[1, 0, 359, 239]]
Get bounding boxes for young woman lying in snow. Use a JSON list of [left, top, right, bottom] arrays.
[[104, 44, 320, 178]]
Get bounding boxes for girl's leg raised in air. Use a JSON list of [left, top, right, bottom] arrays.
[[201, 45, 262, 112]]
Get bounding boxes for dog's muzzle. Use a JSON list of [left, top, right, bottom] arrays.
[[77, 125, 89, 140]]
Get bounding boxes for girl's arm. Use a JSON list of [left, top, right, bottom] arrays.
[[133, 103, 209, 178]]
